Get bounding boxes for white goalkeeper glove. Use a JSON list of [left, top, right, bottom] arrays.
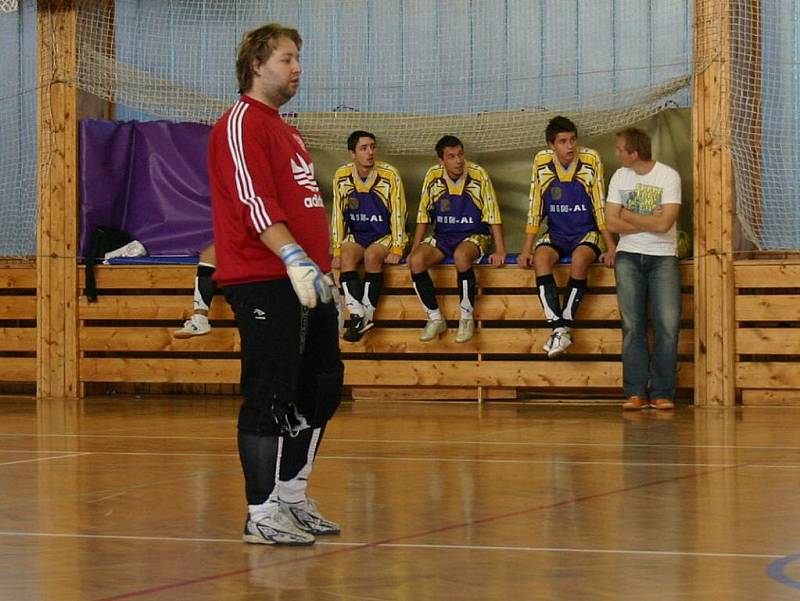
[[279, 243, 333, 308]]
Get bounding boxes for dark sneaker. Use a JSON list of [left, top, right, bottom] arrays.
[[343, 314, 374, 342]]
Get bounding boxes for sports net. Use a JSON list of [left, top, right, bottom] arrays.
[[75, 0, 694, 153], [727, 1, 800, 249], [2, 1, 798, 254], [0, 0, 36, 256]]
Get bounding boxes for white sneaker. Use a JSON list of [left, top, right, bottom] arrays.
[[547, 329, 573, 358], [542, 331, 556, 354], [455, 318, 475, 343], [172, 313, 211, 339], [243, 504, 315, 545], [102, 240, 147, 262], [281, 498, 341, 535], [419, 319, 447, 342]]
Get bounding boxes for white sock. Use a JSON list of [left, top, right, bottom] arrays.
[[248, 498, 279, 522]]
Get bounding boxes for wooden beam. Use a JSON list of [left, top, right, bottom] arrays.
[[733, 260, 800, 287], [79, 325, 695, 356], [693, 0, 736, 406], [0, 358, 37, 382], [37, 0, 79, 399], [81, 263, 695, 290], [80, 358, 694, 388], [741, 390, 800, 406], [78, 293, 694, 322], [735, 296, 800, 321], [0, 265, 37, 288], [736, 329, 800, 354], [736, 363, 800, 390]]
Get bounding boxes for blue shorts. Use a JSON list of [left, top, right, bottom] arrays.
[[536, 230, 603, 259], [422, 233, 491, 259], [343, 232, 393, 250]]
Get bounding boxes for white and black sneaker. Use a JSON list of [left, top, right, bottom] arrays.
[[172, 313, 211, 339], [342, 314, 374, 342], [242, 504, 315, 545], [547, 328, 573, 358], [281, 498, 341, 535]]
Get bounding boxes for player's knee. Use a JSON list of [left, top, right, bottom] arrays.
[[308, 361, 344, 427], [407, 250, 425, 273], [237, 380, 294, 436], [339, 251, 359, 272], [200, 244, 216, 266], [453, 253, 472, 271], [363, 246, 385, 270], [533, 252, 555, 273]]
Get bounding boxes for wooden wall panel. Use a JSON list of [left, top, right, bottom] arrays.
[[735, 260, 800, 406], [76, 262, 695, 401], [0, 263, 37, 391]]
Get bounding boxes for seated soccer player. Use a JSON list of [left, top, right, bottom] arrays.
[[173, 243, 217, 338], [517, 116, 616, 357], [407, 135, 506, 343], [331, 130, 408, 342]]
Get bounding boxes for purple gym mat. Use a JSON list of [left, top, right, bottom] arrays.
[[78, 119, 213, 257]]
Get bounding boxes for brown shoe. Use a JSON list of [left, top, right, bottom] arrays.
[[650, 398, 675, 410], [622, 395, 648, 411]]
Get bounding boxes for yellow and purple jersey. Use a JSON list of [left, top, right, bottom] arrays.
[[526, 147, 606, 238], [417, 161, 502, 239], [331, 160, 408, 256]]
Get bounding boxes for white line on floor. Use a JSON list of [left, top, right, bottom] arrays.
[[0, 530, 784, 560]]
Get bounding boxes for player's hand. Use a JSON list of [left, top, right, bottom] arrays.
[[489, 252, 506, 267], [384, 253, 401, 265], [517, 250, 534, 268], [331, 255, 341, 270], [600, 246, 617, 268], [279, 243, 332, 308]]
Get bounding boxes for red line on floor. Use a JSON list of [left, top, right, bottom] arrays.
[[96, 461, 751, 600]]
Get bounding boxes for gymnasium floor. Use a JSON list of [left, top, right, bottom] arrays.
[[1, 397, 799, 600]]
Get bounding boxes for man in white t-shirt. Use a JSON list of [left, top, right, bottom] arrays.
[[604, 128, 682, 411]]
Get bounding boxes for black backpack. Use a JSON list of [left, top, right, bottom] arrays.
[[85, 226, 133, 302]]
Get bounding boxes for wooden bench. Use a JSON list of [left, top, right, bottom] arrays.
[[73, 262, 695, 401]]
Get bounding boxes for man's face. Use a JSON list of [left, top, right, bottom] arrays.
[[548, 131, 578, 166], [615, 137, 637, 168], [251, 37, 302, 107], [439, 145, 465, 179], [349, 137, 376, 171]]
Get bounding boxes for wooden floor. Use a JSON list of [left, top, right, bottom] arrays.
[[2, 398, 800, 600]]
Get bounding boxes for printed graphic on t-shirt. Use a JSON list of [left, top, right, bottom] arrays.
[[621, 183, 663, 215]]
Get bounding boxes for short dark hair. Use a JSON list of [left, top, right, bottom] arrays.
[[236, 23, 302, 94], [545, 116, 578, 144], [616, 128, 652, 161], [347, 130, 376, 152], [435, 135, 463, 158]]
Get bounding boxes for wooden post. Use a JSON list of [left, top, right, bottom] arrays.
[[693, 0, 736, 406], [37, 0, 79, 399]]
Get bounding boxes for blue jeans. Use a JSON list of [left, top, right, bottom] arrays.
[[614, 251, 681, 400]]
